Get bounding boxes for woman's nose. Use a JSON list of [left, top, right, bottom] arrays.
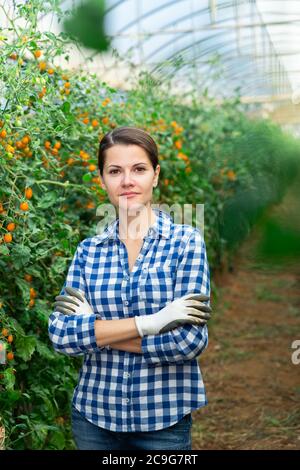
[[121, 172, 134, 185]]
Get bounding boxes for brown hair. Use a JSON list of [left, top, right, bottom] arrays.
[[98, 126, 159, 176]]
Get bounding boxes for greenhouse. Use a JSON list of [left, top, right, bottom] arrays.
[[0, 0, 300, 453]]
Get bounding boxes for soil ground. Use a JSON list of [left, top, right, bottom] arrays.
[[192, 182, 300, 450]]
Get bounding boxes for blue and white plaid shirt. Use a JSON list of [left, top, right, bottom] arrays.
[[48, 208, 210, 432]]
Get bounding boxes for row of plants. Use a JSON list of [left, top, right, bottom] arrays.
[[1, 0, 300, 449]]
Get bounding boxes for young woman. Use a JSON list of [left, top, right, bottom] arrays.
[[48, 126, 212, 451]]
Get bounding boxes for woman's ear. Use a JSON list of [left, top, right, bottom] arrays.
[[153, 165, 160, 187]]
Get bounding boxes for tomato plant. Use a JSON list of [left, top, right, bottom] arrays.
[[1, 0, 299, 449]]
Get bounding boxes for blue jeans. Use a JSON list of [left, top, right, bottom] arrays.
[[71, 404, 193, 450]]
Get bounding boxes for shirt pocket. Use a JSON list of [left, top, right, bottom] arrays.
[[139, 262, 174, 304]]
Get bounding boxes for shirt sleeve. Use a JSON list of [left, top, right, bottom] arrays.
[[141, 228, 210, 366], [48, 241, 105, 356]]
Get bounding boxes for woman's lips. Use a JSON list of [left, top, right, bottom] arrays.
[[120, 193, 139, 198]]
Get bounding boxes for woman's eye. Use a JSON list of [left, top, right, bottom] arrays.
[[109, 168, 145, 174]]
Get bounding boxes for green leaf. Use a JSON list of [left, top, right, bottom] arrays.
[[33, 299, 52, 325], [0, 245, 10, 256], [63, 0, 110, 53], [4, 368, 16, 390], [61, 239, 70, 250], [61, 101, 71, 114], [9, 318, 25, 336], [35, 340, 56, 360], [82, 173, 92, 182], [35, 248, 51, 258], [16, 278, 30, 304], [37, 191, 58, 209], [177, 160, 186, 170], [52, 257, 67, 274], [48, 429, 66, 450], [15, 335, 37, 362], [27, 219, 42, 235], [4, 389, 21, 404], [10, 245, 31, 269], [44, 32, 57, 41], [106, 86, 117, 93]]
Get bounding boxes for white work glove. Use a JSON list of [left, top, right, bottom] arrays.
[[134, 292, 212, 337], [53, 286, 94, 316]]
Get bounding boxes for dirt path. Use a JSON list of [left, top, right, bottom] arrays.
[[192, 189, 300, 450]]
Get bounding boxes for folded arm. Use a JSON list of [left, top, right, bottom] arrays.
[[49, 229, 211, 361], [109, 336, 143, 354], [48, 242, 142, 356]]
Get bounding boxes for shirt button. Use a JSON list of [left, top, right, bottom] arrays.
[[124, 300, 129, 306], [124, 372, 130, 378], [137, 255, 142, 260], [143, 267, 148, 273], [124, 398, 130, 403], [124, 274, 130, 281]]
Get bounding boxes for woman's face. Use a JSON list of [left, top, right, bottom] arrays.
[[100, 144, 160, 213]]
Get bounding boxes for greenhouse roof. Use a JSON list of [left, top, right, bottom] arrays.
[[98, 0, 300, 102]]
